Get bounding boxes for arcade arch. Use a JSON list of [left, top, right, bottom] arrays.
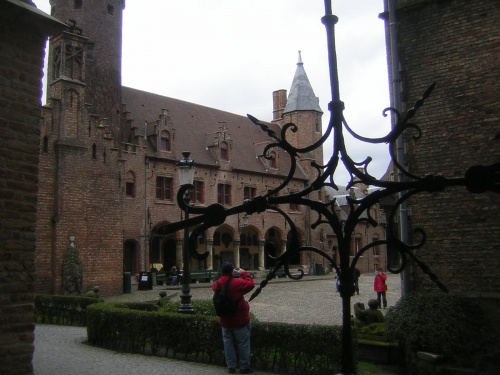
[[264, 227, 284, 269]]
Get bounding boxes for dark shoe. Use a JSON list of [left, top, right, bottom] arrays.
[[227, 369, 236, 374], [239, 370, 254, 374]]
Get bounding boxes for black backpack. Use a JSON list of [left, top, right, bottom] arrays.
[[213, 277, 239, 317]]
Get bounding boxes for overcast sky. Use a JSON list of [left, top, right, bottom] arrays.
[[34, 0, 392, 186]]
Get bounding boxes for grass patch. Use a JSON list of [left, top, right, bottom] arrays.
[[357, 361, 386, 372]]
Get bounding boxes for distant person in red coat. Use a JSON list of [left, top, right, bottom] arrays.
[[374, 268, 388, 308], [212, 262, 255, 374]]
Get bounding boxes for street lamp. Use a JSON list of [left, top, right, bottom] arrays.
[[177, 151, 195, 314]]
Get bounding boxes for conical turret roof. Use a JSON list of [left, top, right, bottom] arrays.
[[283, 51, 323, 114]]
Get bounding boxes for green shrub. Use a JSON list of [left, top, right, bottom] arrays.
[[158, 299, 216, 316], [386, 293, 498, 371], [86, 301, 343, 374], [34, 294, 103, 326]]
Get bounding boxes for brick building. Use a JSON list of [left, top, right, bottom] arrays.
[[35, 1, 388, 296], [386, 0, 499, 293], [0, 1, 65, 374], [36, 0, 383, 294]]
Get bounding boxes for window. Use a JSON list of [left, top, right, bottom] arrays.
[[86, 44, 94, 61], [243, 186, 256, 200], [241, 234, 247, 246], [53, 46, 62, 79], [269, 151, 277, 169], [190, 180, 204, 204], [220, 142, 229, 161], [156, 177, 173, 201], [43, 136, 49, 153], [372, 236, 380, 256], [107, 4, 114, 15], [74, 0, 82, 9], [289, 190, 300, 212], [160, 131, 171, 152], [353, 236, 361, 256], [217, 184, 231, 206], [92, 144, 97, 159], [126, 171, 135, 198], [65, 45, 83, 80]]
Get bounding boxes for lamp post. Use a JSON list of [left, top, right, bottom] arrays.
[[177, 151, 195, 314]]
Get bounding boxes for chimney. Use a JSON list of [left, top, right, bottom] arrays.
[[272, 89, 287, 121]]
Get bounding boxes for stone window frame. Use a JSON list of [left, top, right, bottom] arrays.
[[125, 171, 135, 198], [217, 183, 232, 206], [156, 176, 173, 201]]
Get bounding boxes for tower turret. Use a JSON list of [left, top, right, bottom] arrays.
[[47, 0, 125, 140], [279, 52, 324, 181]]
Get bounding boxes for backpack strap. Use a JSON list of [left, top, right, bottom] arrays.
[[217, 275, 233, 290]]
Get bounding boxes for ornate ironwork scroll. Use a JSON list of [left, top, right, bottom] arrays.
[[161, 1, 499, 372]]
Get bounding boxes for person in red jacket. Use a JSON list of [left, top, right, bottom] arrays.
[[212, 262, 255, 374], [374, 268, 388, 308]]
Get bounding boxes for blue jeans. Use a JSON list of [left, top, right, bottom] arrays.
[[222, 322, 251, 370], [377, 292, 387, 308]]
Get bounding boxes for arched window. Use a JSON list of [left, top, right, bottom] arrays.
[[220, 142, 229, 161], [126, 171, 135, 198], [160, 130, 171, 152], [269, 151, 277, 169], [372, 236, 380, 256], [92, 144, 97, 159]]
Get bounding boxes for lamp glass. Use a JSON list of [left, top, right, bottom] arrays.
[[178, 166, 194, 186], [177, 152, 195, 186]]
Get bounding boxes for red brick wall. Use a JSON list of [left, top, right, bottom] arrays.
[[37, 102, 125, 296], [0, 2, 64, 374], [395, 0, 500, 292]]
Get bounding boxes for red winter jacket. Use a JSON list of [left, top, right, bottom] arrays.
[[374, 272, 388, 292], [212, 271, 255, 328]]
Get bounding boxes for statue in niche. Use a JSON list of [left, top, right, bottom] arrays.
[[62, 237, 83, 295]]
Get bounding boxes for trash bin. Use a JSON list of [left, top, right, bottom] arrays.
[[315, 263, 324, 275], [138, 271, 153, 290], [123, 272, 131, 294]]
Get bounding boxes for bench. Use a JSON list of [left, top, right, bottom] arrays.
[[155, 272, 177, 285], [189, 269, 216, 283]]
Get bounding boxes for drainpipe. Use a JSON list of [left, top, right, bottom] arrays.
[[386, 0, 410, 296]]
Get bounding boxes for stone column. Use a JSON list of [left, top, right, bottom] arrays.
[[258, 240, 265, 269], [206, 239, 214, 270], [176, 239, 183, 268], [280, 240, 287, 255], [233, 240, 240, 268]]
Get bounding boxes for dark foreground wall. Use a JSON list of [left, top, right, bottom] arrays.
[[394, 0, 500, 292], [0, 1, 65, 374]]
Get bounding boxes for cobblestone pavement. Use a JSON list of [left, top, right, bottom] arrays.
[[34, 273, 402, 374]]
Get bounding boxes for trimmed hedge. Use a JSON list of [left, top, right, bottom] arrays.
[[34, 294, 103, 326], [386, 293, 499, 373], [86, 300, 343, 374]]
